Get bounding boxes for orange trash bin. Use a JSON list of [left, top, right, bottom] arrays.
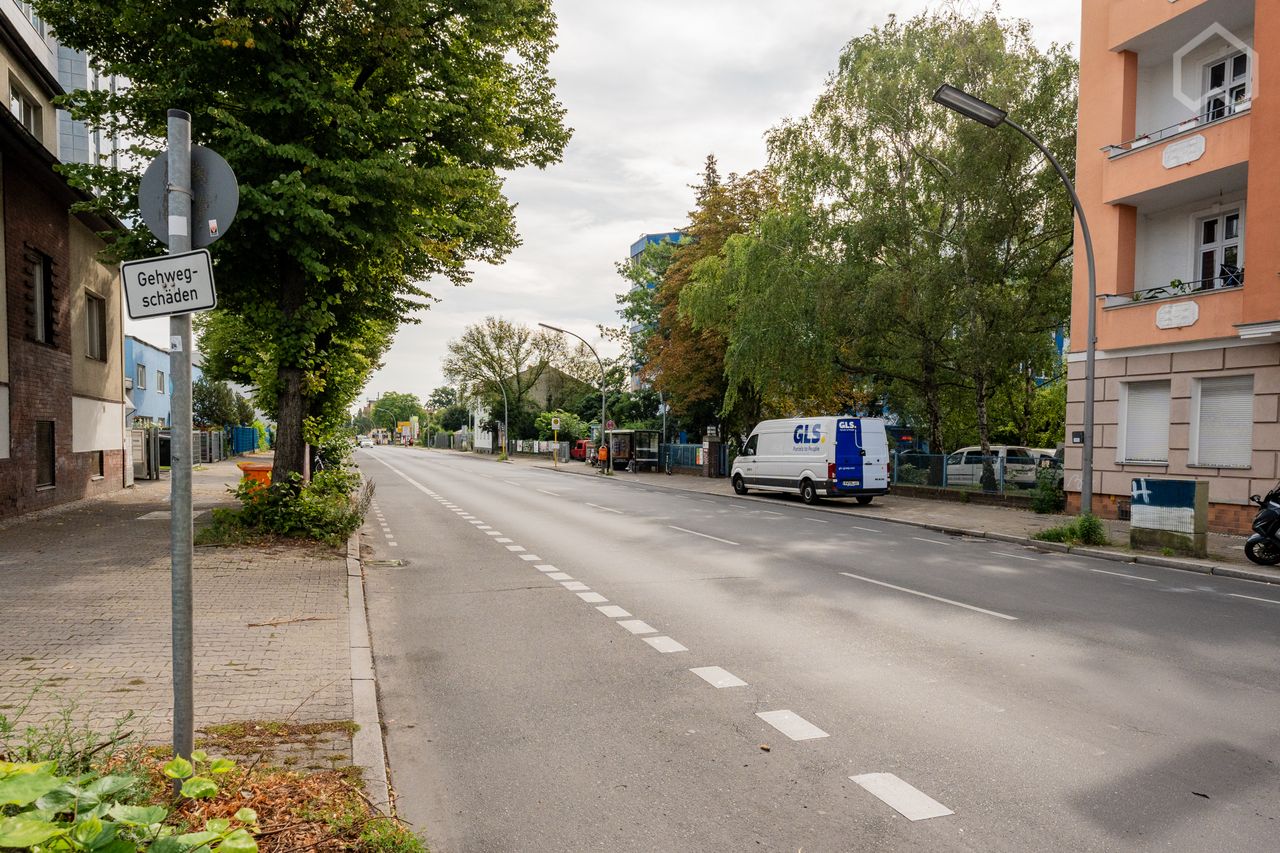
[[236, 461, 273, 486]]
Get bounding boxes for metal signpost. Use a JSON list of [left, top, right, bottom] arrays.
[[552, 416, 561, 467], [126, 111, 238, 763]]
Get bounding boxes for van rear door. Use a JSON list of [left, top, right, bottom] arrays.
[[862, 422, 889, 489], [834, 419, 865, 490]]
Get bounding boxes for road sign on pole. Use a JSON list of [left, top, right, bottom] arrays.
[[139, 145, 239, 248], [121, 249, 216, 319], [551, 416, 561, 431]]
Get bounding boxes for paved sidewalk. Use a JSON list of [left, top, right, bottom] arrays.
[[434, 449, 1277, 583], [0, 455, 353, 752]]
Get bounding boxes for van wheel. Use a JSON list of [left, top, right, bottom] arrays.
[[856, 495, 874, 505], [733, 475, 748, 495], [800, 479, 819, 504]]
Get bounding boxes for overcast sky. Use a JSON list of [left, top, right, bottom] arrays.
[[126, 0, 1080, 409]]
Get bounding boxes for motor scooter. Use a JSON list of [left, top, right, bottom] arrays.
[[1245, 484, 1280, 565]]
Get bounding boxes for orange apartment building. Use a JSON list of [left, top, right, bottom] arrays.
[[1067, 0, 1279, 533]]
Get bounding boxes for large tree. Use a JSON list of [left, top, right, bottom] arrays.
[[442, 316, 565, 434], [684, 9, 1075, 456], [37, 0, 571, 481]]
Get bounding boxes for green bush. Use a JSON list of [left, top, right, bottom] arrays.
[[1033, 513, 1108, 547], [896, 464, 929, 486], [1031, 466, 1065, 514], [230, 475, 371, 546]]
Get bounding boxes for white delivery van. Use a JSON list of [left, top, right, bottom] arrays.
[[731, 417, 890, 505]]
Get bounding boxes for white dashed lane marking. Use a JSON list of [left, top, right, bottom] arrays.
[[546, 572, 572, 580], [519, 554, 541, 561], [838, 572, 1018, 621], [993, 551, 1039, 562], [690, 666, 747, 688], [586, 503, 623, 514], [1091, 568, 1157, 583], [1227, 592, 1280, 605], [485, 531, 503, 537], [597, 605, 632, 618], [911, 536, 950, 546], [756, 710, 828, 741], [669, 526, 739, 546], [536, 565, 560, 573], [537, 489, 560, 497], [506, 545, 526, 552], [577, 592, 608, 603], [562, 581, 591, 591], [643, 636, 688, 653], [617, 620, 656, 635], [851, 773, 953, 821]]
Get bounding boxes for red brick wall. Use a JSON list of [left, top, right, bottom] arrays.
[[0, 160, 113, 519]]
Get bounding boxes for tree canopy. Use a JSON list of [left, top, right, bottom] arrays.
[[37, 0, 571, 479]]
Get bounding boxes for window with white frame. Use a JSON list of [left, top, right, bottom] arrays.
[[1204, 51, 1250, 121], [156, 370, 165, 394], [9, 79, 41, 139], [1123, 380, 1171, 464], [135, 363, 146, 389], [1197, 209, 1243, 288], [1193, 375, 1253, 467]]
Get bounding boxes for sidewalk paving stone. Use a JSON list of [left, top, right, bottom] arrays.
[[0, 455, 353, 754]]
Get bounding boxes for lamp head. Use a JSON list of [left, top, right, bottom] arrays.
[[932, 84, 1007, 128], [538, 322, 565, 333]]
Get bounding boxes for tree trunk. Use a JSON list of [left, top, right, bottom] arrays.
[[272, 366, 307, 483], [1021, 366, 1035, 446], [976, 372, 996, 492]]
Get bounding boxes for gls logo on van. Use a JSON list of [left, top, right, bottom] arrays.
[[793, 423, 824, 444], [837, 419, 856, 431]]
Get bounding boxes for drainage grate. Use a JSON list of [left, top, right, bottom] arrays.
[[366, 559, 407, 568]]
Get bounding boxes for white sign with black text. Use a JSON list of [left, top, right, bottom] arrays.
[[121, 249, 217, 319]]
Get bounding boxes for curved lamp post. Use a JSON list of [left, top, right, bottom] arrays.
[[539, 322, 608, 471], [490, 379, 509, 457], [932, 84, 1097, 516]]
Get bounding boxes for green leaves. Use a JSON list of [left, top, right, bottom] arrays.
[[106, 803, 167, 826], [0, 814, 65, 847], [162, 757, 194, 780], [0, 765, 63, 806], [180, 777, 219, 799]]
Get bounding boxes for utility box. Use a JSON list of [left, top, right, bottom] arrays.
[[1129, 478, 1208, 558]]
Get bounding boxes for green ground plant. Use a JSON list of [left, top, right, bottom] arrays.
[[1031, 466, 1065, 514], [1033, 513, 1108, 546]]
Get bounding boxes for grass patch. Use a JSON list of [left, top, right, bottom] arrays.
[[1032, 513, 1108, 547]]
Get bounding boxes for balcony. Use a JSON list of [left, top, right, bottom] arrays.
[[1105, 269, 1243, 308], [1103, 100, 1249, 158]]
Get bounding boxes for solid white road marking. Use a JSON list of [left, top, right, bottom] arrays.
[[1227, 592, 1280, 605], [912, 536, 950, 546], [597, 605, 631, 618], [562, 581, 591, 591], [577, 592, 608, 603], [690, 666, 747, 688], [506, 545, 526, 552], [546, 572, 573, 580], [643, 636, 688, 653], [617, 619, 656, 635], [838, 572, 1018, 621], [519, 554, 541, 561], [537, 488, 560, 497], [993, 551, 1039, 562], [851, 773, 954, 821], [1090, 568, 1158, 583], [755, 710, 828, 741], [668, 526, 739, 546], [586, 503, 624, 514]]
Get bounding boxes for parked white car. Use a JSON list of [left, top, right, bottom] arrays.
[[358, 436, 374, 448], [945, 445, 1040, 488]]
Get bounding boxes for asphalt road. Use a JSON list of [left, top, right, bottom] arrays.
[[359, 447, 1280, 852]]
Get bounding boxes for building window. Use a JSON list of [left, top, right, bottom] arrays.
[[9, 79, 41, 139], [90, 450, 104, 478], [1204, 52, 1250, 121], [15, 2, 44, 36], [1122, 381, 1171, 464], [135, 363, 146, 389], [85, 292, 107, 360], [32, 255, 53, 343], [1193, 375, 1253, 467], [35, 421, 54, 487], [156, 370, 165, 394], [1197, 210, 1243, 288]]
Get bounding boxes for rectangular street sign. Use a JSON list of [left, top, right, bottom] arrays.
[[121, 249, 216, 319]]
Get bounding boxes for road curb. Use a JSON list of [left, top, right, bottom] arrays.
[[534, 463, 1280, 586], [346, 529, 391, 814]]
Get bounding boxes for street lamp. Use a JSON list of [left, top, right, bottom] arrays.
[[490, 379, 509, 458], [932, 84, 1098, 516], [539, 322, 608, 472]]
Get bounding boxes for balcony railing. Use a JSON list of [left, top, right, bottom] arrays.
[[1103, 100, 1251, 157], [1111, 268, 1244, 305]]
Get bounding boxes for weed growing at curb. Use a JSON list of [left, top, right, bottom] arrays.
[[1033, 513, 1108, 547]]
